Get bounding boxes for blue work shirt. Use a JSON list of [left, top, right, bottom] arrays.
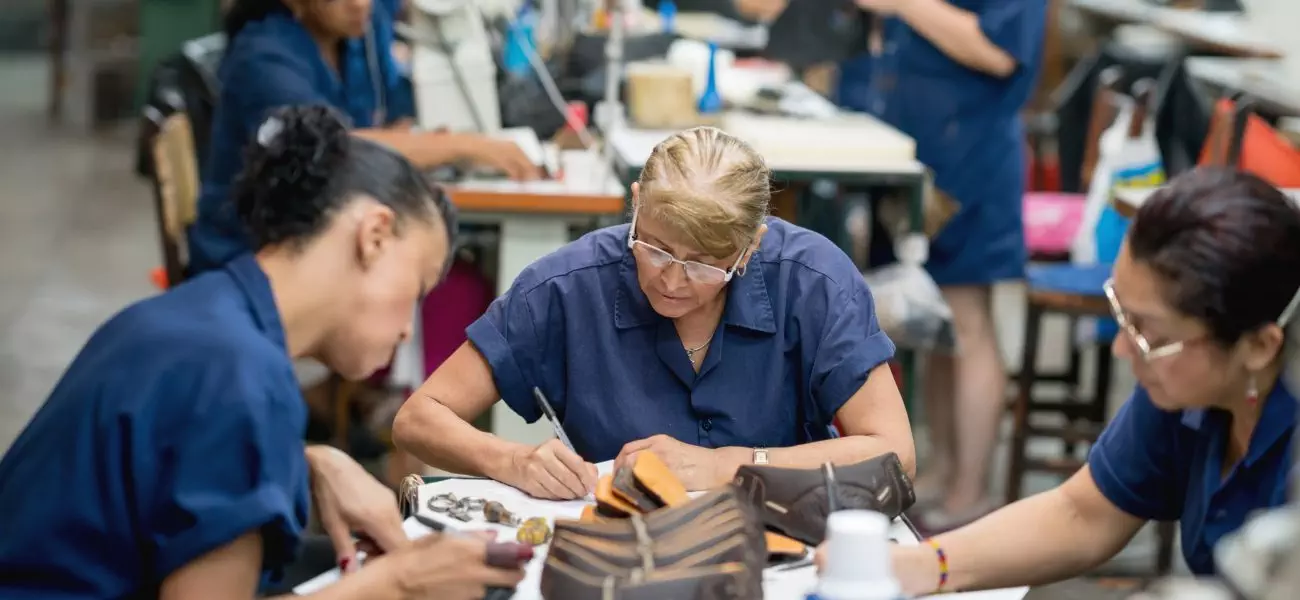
[[844, 1, 1044, 285], [1089, 384, 1297, 574], [467, 218, 897, 462], [189, 6, 410, 275], [0, 255, 311, 598]]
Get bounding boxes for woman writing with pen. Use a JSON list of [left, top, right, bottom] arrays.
[[394, 127, 916, 499]]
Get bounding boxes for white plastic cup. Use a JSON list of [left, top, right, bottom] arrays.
[[816, 510, 902, 600]]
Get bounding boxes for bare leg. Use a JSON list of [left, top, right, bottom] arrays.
[[915, 349, 956, 504], [938, 284, 1006, 514]]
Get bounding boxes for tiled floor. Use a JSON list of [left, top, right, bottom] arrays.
[[0, 53, 1174, 595]]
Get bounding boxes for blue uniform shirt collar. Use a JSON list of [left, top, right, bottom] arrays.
[[1181, 380, 1297, 467], [613, 251, 777, 334], [224, 253, 288, 352], [256, 12, 391, 128]]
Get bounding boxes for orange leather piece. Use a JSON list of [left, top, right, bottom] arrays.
[[595, 475, 639, 516], [632, 451, 690, 507]]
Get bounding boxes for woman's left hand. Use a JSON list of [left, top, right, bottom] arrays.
[[306, 445, 410, 572], [614, 435, 737, 491]]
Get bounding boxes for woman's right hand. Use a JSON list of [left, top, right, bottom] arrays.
[[388, 534, 525, 600], [462, 137, 542, 181], [502, 439, 598, 500]]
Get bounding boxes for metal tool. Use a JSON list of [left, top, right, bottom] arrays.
[[823, 462, 839, 514], [428, 493, 459, 513], [533, 387, 577, 453], [484, 500, 523, 527]]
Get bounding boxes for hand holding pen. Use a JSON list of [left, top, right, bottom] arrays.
[[496, 388, 598, 500]]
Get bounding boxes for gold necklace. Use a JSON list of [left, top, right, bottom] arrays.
[[685, 335, 714, 363]]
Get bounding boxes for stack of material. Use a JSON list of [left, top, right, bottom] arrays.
[[539, 452, 792, 599]]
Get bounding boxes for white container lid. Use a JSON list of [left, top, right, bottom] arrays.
[[817, 510, 902, 600]]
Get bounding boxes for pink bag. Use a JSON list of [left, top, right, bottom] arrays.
[[1024, 192, 1086, 258], [420, 258, 494, 375]]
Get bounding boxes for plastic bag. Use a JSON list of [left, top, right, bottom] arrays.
[[1071, 96, 1165, 343], [863, 234, 956, 352]]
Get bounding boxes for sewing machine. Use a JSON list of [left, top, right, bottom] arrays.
[[406, 0, 520, 132]]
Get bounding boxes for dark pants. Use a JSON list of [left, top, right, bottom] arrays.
[[263, 535, 338, 597]]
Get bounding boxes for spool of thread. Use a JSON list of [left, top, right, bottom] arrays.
[[815, 510, 902, 600]]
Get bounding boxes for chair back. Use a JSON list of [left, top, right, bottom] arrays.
[[150, 113, 201, 287], [1152, 57, 1212, 177]]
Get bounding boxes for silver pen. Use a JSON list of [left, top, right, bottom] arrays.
[[533, 387, 576, 453]]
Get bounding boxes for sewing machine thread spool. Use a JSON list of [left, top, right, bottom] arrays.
[[814, 510, 902, 600]]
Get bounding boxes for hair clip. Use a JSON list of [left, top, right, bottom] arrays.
[[257, 116, 284, 147]]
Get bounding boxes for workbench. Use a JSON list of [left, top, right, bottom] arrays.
[[1069, 0, 1284, 58], [294, 461, 1031, 600], [1112, 184, 1300, 217], [1184, 56, 1300, 117]]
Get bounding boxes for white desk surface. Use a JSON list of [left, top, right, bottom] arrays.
[[1113, 185, 1300, 214], [1185, 56, 1300, 115], [295, 461, 1028, 600], [608, 112, 924, 177], [1069, 0, 1285, 58]]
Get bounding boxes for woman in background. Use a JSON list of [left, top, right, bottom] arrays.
[[819, 169, 1300, 595], [848, 0, 1045, 528], [201, 0, 533, 476], [194, 0, 539, 273], [0, 106, 521, 599]]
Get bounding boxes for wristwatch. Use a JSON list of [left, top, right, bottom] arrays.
[[752, 448, 770, 465]]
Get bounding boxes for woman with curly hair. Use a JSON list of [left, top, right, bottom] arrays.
[[0, 106, 521, 600]]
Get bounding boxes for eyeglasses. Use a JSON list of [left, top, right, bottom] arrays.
[[1106, 277, 1300, 363], [626, 206, 746, 286], [1103, 278, 1190, 362]]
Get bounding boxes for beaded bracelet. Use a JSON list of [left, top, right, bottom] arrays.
[[926, 538, 950, 593]]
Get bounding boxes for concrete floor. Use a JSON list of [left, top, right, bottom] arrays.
[[0, 53, 1174, 596], [0, 55, 156, 447]]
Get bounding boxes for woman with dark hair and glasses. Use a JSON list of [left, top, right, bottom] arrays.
[[0, 106, 522, 599], [816, 167, 1300, 595]]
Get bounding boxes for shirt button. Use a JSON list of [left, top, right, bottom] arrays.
[[701, 419, 713, 432]]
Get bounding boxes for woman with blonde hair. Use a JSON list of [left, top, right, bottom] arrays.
[[392, 127, 916, 498]]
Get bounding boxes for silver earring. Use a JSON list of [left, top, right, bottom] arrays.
[[1247, 372, 1259, 406]]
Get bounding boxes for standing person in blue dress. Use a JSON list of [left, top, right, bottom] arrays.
[[391, 127, 917, 499], [842, 0, 1047, 528], [191, 0, 541, 274], [0, 106, 523, 600], [816, 169, 1300, 595]]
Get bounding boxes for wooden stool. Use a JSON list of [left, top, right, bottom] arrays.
[[1007, 263, 1177, 574], [1006, 263, 1115, 505]]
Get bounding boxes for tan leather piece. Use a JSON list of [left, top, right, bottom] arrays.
[[764, 532, 806, 557], [631, 451, 690, 506], [595, 475, 638, 516]]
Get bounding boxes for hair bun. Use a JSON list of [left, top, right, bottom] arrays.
[[235, 105, 351, 241]]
